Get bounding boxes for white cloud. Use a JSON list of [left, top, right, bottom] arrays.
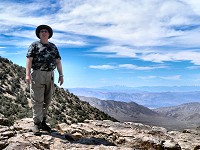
[[119, 64, 167, 70], [138, 76, 157, 79], [94, 46, 137, 58], [53, 0, 197, 47], [187, 66, 200, 69], [89, 65, 116, 70], [92, 45, 200, 65], [182, 0, 200, 15], [160, 75, 181, 80], [139, 75, 181, 80], [89, 63, 167, 70], [1, 0, 200, 65], [141, 51, 200, 65], [0, 1, 52, 27], [53, 39, 86, 46], [52, 32, 87, 46]]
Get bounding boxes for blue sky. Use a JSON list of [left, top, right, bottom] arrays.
[[1, 0, 200, 88]]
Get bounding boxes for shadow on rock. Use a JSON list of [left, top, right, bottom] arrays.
[[75, 137, 116, 146]]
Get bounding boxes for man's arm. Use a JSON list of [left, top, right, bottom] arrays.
[[26, 57, 33, 84], [56, 58, 64, 86]]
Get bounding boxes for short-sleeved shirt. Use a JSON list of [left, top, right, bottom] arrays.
[[26, 41, 61, 71]]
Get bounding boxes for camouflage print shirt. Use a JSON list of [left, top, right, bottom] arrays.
[[26, 41, 61, 71]]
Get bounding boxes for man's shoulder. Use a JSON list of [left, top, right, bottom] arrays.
[[48, 42, 57, 49], [48, 42, 56, 46], [31, 41, 40, 46]]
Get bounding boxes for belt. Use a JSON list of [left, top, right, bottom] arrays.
[[33, 68, 53, 72], [40, 69, 53, 71]]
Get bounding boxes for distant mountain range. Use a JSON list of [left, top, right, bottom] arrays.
[[79, 96, 200, 130], [68, 87, 200, 108], [73, 85, 200, 92]]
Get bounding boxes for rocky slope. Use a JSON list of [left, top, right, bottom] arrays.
[[79, 96, 161, 122], [154, 102, 200, 122], [1, 116, 200, 150]]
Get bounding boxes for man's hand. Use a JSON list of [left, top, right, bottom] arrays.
[[56, 59, 64, 86], [26, 57, 33, 84], [26, 74, 32, 84], [58, 76, 64, 86]]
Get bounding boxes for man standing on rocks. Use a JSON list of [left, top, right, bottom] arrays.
[[26, 25, 64, 135]]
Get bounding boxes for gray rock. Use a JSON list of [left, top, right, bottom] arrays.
[[0, 116, 10, 126], [1, 118, 200, 149]]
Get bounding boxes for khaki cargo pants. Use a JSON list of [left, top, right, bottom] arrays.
[[30, 70, 54, 124]]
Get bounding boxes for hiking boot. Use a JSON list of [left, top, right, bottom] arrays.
[[40, 119, 51, 132], [33, 123, 41, 136]]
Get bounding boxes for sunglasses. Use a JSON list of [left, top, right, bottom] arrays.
[[40, 30, 48, 33]]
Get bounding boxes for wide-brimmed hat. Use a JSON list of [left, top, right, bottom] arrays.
[[35, 25, 53, 39]]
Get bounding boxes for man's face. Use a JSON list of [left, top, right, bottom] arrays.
[[39, 29, 49, 39]]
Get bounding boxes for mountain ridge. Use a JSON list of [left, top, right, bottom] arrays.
[[78, 96, 200, 130], [154, 102, 200, 122]]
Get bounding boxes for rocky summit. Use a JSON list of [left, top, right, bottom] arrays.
[[1, 116, 200, 150]]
